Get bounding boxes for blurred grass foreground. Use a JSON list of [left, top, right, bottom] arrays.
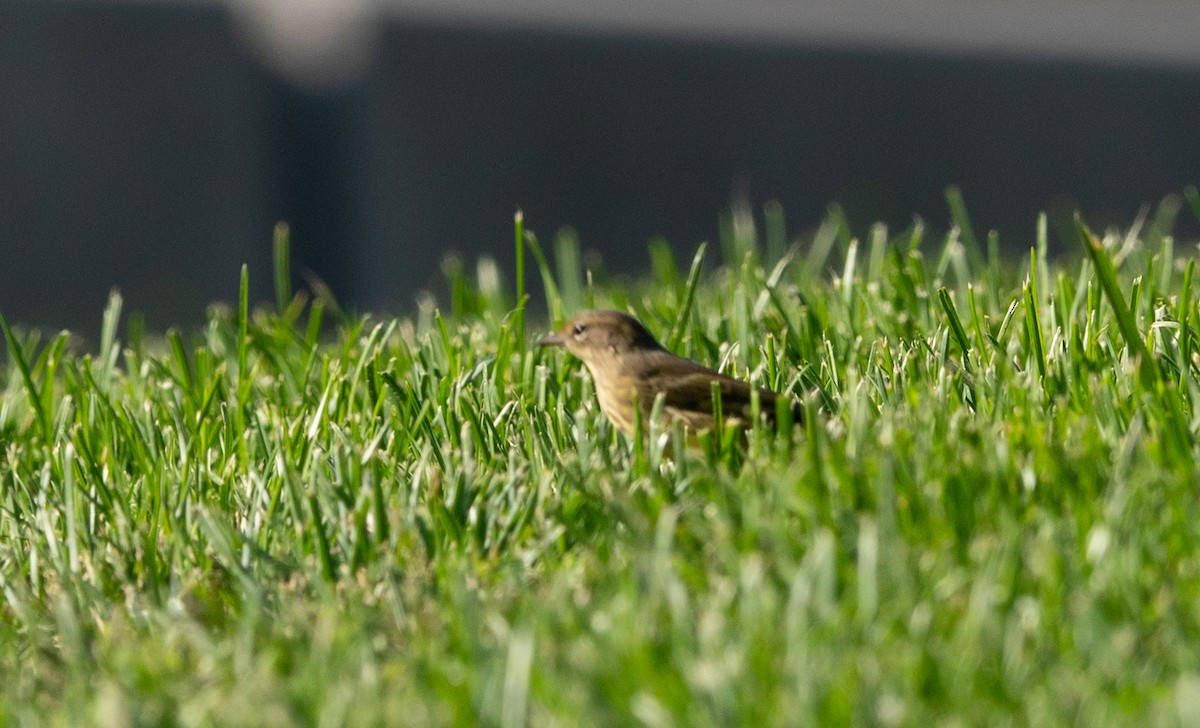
[[3, 193, 1200, 725]]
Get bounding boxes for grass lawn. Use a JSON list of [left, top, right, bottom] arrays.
[[4, 191, 1200, 726]]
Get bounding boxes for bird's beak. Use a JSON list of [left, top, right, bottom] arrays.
[[536, 332, 564, 347]]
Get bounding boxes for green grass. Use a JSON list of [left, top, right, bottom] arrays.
[[4, 192, 1200, 727]]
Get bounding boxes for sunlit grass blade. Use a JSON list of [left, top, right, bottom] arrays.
[[98, 289, 122, 385], [238, 264, 250, 388], [667, 242, 707, 351], [1024, 250, 1047, 384], [1077, 215, 1155, 386], [0, 309, 50, 440], [938, 287, 972, 371], [514, 209, 528, 341]]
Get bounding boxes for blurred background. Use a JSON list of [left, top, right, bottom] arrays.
[[2, 0, 1199, 331]]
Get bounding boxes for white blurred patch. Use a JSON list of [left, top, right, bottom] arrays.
[[228, 0, 379, 89]]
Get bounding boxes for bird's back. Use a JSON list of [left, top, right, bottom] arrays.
[[623, 349, 799, 431]]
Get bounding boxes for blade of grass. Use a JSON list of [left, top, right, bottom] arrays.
[[1184, 185, 1200, 224], [764, 199, 787, 265], [514, 210, 527, 341], [523, 229, 562, 327], [273, 221, 292, 314], [1179, 259, 1195, 389], [667, 242, 707, 351], [938, 288, 972, 372], [802, 209, 841, 282], [554, 227, 584, 315], [1024, 265, 1047, 384], [1077, 216, 1156, 387], [238, 264, 249, 393], [945, 185, 985, 275], [98, 289, 122, 386], [0, 310, 50, 441]]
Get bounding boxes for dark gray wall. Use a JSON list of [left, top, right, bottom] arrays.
[[2, 3, 1199, 331], [0, 3, 277, 330]]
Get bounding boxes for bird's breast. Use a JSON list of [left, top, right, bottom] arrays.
[[593, 373, 637, 434]]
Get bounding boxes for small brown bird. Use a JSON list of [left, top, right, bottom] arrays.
[[537, 310, 801, 436]]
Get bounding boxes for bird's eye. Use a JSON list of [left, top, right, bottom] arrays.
[[572, 323, 588, 337]]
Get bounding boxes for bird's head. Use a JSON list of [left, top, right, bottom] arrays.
[[537, 310, 663, 364]]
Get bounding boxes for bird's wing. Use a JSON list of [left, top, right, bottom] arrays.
[[630, 353, 798, 427]]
